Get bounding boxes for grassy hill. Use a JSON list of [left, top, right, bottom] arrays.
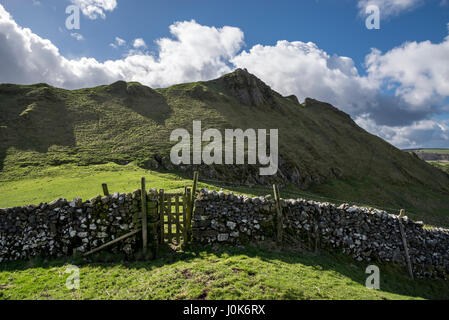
[[1, 69, 449, 225]]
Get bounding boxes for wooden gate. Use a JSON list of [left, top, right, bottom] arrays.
[[83, 172, 198, 258], [158, 189, 192, 245]]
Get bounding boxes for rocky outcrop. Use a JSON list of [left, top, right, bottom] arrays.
[[209, 68, 281, 108]]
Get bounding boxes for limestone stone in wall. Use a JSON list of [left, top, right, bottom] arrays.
[[192, 190, 276, 244]]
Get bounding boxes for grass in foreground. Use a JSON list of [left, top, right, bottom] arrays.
[[1, 244, 448, 300]]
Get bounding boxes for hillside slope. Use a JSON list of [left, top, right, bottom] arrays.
[[0, 69, 448, 223]]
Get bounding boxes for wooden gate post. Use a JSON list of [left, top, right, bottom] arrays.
[[186, 188, 192, 243], [141, 177, 148, 254], [182, 188, 188, 243], [149, 190, 159, 259], [273, 184, 283, 246], [399, 209, 414, 280], [159, 189, 165, 244], [186, 171, 198, 242], [102, 183, 109, 196]]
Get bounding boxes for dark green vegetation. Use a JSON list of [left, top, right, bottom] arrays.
[[404, 149, 449, 183], [1, 244, 448, 300], [1, 69, 449, 226], [429, 161, 449, 174]]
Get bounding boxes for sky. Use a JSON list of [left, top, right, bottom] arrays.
[[0, 0, 448, 149]]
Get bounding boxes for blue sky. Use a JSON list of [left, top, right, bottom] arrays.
[[0, 0, 448, 148], [3, 0, 448, 66]]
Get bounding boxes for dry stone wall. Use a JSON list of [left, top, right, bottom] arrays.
[[193, 189, 449, 280], [0, 191, 143, 262], [2, 187, 449, 280]]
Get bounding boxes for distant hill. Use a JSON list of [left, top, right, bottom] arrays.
[[1, 69, 449, 223], [404, 148, 449, 161]]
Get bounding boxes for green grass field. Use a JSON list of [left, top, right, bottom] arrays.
[[0, 162, 275, 208], [0, 163, 193, 208], [1, 244, 448, 300]]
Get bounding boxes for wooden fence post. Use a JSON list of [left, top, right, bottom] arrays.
[[141, 177, 148, 255], [159, 189, 165, 245], [399, 209, 414, 280], [187, 171, 198, 242], [149, 190, 159, 259], [182, 188, 188, 243], [102, 183, 109, 196], [273, 184, 283, 246], [186, 188, 192, 243], [175, 195, 181, 244]]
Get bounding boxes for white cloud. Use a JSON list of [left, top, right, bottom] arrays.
[[355, 115, 449, 148], [0, 7, 243, 89], [70, 32, 84, 41], [132, 38, 146, 49], [357, 0, 423, 18], [70, 0, 117, 20], [365, 35, 449, 108], [111, 21, 244, 87], [115, 37, 125, 46], [110, 36, 125, 48]]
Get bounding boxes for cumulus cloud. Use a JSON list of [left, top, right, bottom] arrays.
[[365, 37, 449, 108], [70, 0, 117, 20], [0, 6, 243, 88], [357, 0, 423, 18]]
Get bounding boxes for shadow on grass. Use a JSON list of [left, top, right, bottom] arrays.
[[1, 243, 448, 300]]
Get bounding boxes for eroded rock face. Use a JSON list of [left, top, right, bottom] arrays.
[[193, 189, 449, 280], [0, 191, 142, 262], [209, 68, 280, 108]]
